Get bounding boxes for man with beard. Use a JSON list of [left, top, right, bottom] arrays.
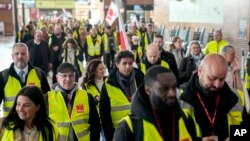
[[100, 51, 144, 141], [0, 43, 50, 116], [113, 65, 200, 141], [179, 54, 250, 141]]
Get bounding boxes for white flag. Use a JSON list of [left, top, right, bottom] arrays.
[[105, 2, 119, 26]]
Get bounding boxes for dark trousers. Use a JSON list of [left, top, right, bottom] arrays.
[[104, 51, 115, 73]]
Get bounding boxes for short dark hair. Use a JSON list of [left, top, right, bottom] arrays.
[[155, 34, 163, 40], [115, 50, 134, 64], [57, 62, 76, 73], [145, 65, 172, 86], [248, 41, 250, 46]]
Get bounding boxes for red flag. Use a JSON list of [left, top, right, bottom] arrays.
[[118, 7, 130, 51]]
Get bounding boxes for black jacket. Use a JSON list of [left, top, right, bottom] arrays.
[[178, 55, 204, 84], [140, 57, 162, 71], [160, 49, 179, 83], [180, 73, 250, 140], [0, 63, 50, 104], [99, 68, 144, 141], [113, 85, 200, 141], [26, 40, 52, 74]]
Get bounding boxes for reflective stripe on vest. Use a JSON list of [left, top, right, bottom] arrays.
[[124, 116, 193, 141], [3, 69, 41, 116], [105, 83, 131, 128], [48, 90, 90, 141], [140, 60, 170, 74], [86, 35, 102, 56]]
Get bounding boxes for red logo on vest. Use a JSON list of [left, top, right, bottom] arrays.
[[27, 83, 35, 86], [182, 138, 190, 141], [76, 104, 84, 113]]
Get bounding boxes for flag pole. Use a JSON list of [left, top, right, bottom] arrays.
[[115, 0, 131, 51]]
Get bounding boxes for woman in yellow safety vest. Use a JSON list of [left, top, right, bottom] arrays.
[[82, 59, 106, 105], [0, 86, 59, 141]]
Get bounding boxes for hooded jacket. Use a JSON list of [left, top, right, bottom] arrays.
[[113, 85, 200, 141], [180, 73, 250, 140]]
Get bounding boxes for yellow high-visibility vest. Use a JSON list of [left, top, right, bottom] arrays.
[[140, 60, 170, 74], [86, 35, 102, 56], [3, 69, 41, 116], [48, 90, 90, 141], [105, 83, 131, 128], [123, 116, 194, 141]]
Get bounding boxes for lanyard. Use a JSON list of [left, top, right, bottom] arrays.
[[152, 110, 175, 141], [196, 92, 220, 129]]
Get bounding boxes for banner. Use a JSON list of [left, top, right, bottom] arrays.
[[105, 1, 119, 26]]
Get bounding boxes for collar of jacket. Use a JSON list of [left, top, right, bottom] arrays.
[[8, 62, 34, 79], [143, 57, 161, 67], [106, 68, 143, 89], [131, 85, 182, 123]]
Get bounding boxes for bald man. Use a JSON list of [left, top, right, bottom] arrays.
[[140, 43, 170, 74], [204, 30, 229, 55], [179, 54, 250, 141]]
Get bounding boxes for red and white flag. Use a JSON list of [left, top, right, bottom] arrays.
[[105, 2, 119, 26], [117, 7, 130, 51], [118, 14, 130, 50]]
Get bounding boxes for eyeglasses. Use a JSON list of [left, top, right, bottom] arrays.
[[57, 73, 75, 79]]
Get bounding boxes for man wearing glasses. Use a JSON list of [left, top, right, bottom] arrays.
[[46, 62, 100, 141]]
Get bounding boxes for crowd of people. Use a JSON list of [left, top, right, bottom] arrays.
[[0, 19, 250, 141]]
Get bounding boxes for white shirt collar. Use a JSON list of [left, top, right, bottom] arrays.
[[14, 65, 28, 76], [34, 40, 41, 45]]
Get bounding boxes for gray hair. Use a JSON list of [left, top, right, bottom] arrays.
[[12, 42, 29, 53], [220, 45, 234, 55]]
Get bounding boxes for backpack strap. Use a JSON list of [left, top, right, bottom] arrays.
[[1, 69, 9, 85]]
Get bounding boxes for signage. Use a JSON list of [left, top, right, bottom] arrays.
[[36, 0, 74, 9]]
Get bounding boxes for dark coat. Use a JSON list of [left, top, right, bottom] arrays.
[[26, 40, 52, 74], [178, 55, 204, 84], [180, 73, 250, 140], [99, 68, 144, 141], [113, 85, 200, 141], [160, 49, 179, 83]]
